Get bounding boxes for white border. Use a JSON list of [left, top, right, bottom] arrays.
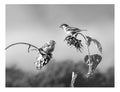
[[0, 0, 120, 92], [0, 1, 5, 88], [1, 0, 119, 4]]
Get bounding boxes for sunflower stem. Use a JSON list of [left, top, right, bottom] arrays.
[[77, 33, 91, 77], [5, 42, 39, 50], [71, 72, 77, 87]]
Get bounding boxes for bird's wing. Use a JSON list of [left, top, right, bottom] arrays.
[[67, 27, 81, 32], [68, 27, 88, 32]]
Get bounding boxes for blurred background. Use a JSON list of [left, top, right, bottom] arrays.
[[6, 4, 114, 87]]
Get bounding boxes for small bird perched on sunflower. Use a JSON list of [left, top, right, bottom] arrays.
[[59, 24, 87, 37]]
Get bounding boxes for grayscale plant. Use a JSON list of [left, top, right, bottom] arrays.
[[60, 24, 102, 87], [5, 40, 56, 70]]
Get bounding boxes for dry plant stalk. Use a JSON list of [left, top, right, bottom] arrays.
[[71, 72, 77, 87], [64, 31, 102, 86]]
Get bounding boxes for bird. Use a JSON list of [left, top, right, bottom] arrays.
[[60, 24, 87, 37]]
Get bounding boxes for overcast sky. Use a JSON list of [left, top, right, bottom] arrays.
[[6, 4, 114, 73]]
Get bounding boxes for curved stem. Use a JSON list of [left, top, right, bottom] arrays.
[[77, 33, 91, 76], [5, 42, 39, 50], [77, 33, 87, 42]]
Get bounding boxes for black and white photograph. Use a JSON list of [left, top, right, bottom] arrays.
[[6, 4, 114, 87]]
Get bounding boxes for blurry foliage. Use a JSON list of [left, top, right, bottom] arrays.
[[6, 60, 114, 87]]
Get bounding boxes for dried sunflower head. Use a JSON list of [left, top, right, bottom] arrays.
[[34, 49, 52, 70], [64, 35, 83, 52]]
